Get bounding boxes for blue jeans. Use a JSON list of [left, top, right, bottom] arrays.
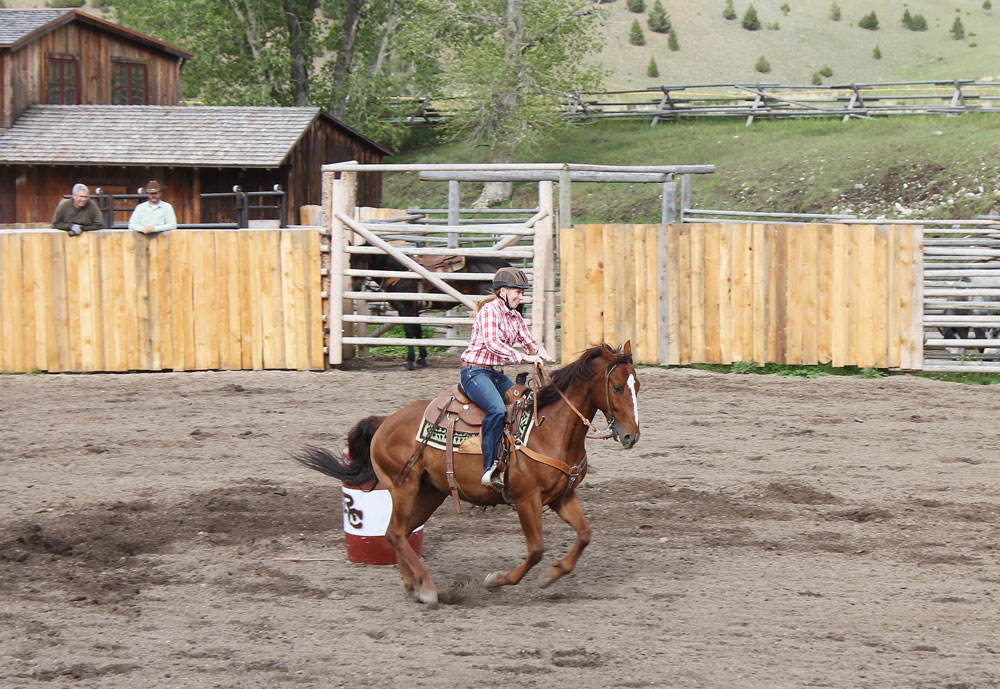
[[460, 365, 514, 472]]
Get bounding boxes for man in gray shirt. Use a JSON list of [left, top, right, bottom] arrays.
[[52, 183, 103, 236]]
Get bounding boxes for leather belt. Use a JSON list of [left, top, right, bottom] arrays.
[[462, 362, 504, 373]]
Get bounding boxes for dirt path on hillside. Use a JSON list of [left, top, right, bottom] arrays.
[[2, 358, 999, 688]]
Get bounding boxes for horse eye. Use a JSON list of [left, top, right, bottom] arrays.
[[613, 384, 623, 394]]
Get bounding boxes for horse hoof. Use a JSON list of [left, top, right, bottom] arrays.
[[403, 361, 415, 371], [417, 590, 438, 608], [483, 571, 502, 588], [416, 357, 428, 368]]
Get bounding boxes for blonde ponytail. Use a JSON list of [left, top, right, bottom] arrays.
[[474, 294, 497, 315]]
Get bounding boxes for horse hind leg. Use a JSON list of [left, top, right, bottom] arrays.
[[385, 481, 444, 607], [541, 491, 592, 588]]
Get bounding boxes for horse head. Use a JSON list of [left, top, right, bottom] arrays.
[[594, 341, 641, 449]]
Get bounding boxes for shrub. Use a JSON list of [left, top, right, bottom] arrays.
[[629, 18, 646, 45], [627, 0, 645, 12], [723, 0, 737, 20], [812, 71, 822, 85], [668, 28, 680, 50], [780, 2, 790, 14], [902, 8, 912, 27], [754, 55, 771, 73], [858, 11, 879, 30], [647, 0, 671, 32], [742, 4, 761, 29], [951, 16, 965, 39], [909, 13, 928, 30], [985, 0, 992, 10], [830, 1, 841, 20], [647, 57, 659, 78], [818, 64, 833, 77], [873, 44, 882, 59]]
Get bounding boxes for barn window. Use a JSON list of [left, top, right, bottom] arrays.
[[47, 57, 78, 104], [112, 60, 147, 105]]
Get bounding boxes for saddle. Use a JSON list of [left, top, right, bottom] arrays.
[[416, 254, 466, 273], [417, 383, 531, 511]]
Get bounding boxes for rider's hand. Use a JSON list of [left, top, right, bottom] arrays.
[[534, 346, 554, 362]]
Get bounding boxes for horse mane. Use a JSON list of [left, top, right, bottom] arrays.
[[535, 344, 632, 409]]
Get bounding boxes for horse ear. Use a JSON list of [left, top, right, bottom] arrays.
[[622, 341, 632, 356], [601, 343, 616, 359]]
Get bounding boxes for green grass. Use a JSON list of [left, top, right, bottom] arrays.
[[660, 361, 1000, 385], [594, 0, 1000, 90], [386, 115, 1000, 222], [361, 324, 450, 358]]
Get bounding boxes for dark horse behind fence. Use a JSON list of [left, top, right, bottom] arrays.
[[350, 251, 511, 369], [295, 342, 641, 608]]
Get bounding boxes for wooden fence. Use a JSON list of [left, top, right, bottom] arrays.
[[0, 229, 324, 373], [560, 222, 924, 369]]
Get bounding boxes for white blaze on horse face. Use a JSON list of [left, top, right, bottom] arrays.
[[626, 373, 639, 426]]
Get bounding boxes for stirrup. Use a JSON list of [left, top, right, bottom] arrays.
[[481, 461, 499, 487]]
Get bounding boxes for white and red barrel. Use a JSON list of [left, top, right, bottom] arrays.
[[340, 450, 423, 565]]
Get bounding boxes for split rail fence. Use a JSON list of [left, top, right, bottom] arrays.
[[0, 229, 324, 373], [561, 222, 924, 369]]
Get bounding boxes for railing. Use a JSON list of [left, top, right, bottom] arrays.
[[78, 186, 287, 229], [389, 80, 1000, 127]]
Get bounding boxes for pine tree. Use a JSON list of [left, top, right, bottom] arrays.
[[985, 0, 993, 10], [819, 64, 833, 77], [780, 2, 790, 14], [723, 0, 737, 20], [629, 18, 646, 45], [858, 11, 879, 30], [902, 8, 912, 28], [873, 44, 882, 59], [648, 0, 671, 33], [812, 71, 822, 85], [909, 14, 927, 31], [647, 56, 659, 78], [627, 0, 645, 12], [668, 28, 679, 50], [951, 16, 965, 39], [754, 55, 771, 73], [830, 2, 841, 20], [742, 4, 761, 29]]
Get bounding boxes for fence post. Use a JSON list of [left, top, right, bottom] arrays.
[[680, 174, 692, 222], [328, 176, 347, 366], [558, 166, 571, 230], [662, 178, 677, 224], [536, 180, 556, 356]]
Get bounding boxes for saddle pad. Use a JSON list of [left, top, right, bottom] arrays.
[[415, 390, 537, 452]]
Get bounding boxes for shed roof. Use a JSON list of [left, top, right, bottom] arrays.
[[0, 105, 389, 166], [0, 8, 192, 58]]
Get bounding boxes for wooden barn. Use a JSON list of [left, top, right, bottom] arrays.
[[0, 8, 388, 226]]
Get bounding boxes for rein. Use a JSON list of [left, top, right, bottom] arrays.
[[532, 362, 616, 441]]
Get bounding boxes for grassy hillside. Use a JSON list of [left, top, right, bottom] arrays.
[[385, 114, 1000, 223], [595, 0, 1000, 90]]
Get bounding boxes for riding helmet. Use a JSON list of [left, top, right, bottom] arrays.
[[492, 267, 530, 292]]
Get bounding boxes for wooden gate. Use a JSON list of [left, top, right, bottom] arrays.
[[560, 222, 924, 369]]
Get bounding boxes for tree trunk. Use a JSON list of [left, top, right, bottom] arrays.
[[329, 0, 363, 119], [474, 148, 515, 208]]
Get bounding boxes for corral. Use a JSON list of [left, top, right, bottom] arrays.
[[1, 363, 999, 688]]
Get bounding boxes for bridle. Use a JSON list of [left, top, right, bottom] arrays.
[[532, 360, 630, 441]]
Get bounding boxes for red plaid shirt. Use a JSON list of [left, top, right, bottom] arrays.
[[461, 297, 539, 366]]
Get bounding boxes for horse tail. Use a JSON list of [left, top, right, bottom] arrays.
[[294, 415, 386, 486]]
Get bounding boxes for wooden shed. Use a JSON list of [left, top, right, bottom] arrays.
[[0, 9, 389, 226], [0, 105, 389, 226]]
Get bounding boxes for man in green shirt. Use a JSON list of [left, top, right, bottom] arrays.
[[52, 184, 104, 236], [128, 180, 177, 235]]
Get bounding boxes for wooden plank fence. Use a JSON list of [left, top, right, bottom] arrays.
[[560, 222, 924, 369], [0, 229, 324, 373]]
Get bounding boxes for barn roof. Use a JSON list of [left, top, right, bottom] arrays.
[[0, 105, 390, 166], [0, 8, 192, 59]]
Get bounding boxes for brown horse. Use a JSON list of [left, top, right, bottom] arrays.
[[295, 342, 641, 607]]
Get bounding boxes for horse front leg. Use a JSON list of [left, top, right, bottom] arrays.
[[483, 492, 544, 589], [543, 490, 591, 587]]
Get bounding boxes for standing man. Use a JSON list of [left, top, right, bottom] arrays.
[[52, 183, 103, 236], [128, 180, 177, 235]]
